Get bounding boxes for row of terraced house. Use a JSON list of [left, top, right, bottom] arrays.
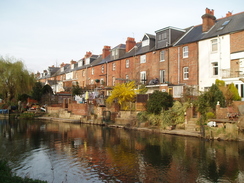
[[37, 8, 244, 101]]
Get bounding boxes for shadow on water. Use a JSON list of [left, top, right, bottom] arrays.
[[0, 118, 244, 182]]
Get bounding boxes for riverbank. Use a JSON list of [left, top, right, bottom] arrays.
[[36, 116, 203, 139]]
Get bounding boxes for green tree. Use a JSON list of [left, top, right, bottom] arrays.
[[146, 90, 173, 115], [106, 81, 139, 110], [195, 83, 225, 117], [72, 82, 83, 96], [228, 83, 241, 101], [31, 82, 43, 102], [0, 56, 35, 103]]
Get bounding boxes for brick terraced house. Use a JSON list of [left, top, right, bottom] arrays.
[[37, 8, 244, 100]]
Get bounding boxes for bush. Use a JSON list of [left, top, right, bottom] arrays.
[[206, 112, 215, 119], [146, 91, 173, 115]]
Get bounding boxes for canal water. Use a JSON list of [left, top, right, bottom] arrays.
[[0, 119, 244, 183]]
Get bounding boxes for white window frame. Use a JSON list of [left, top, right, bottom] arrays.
[[211, 39, 218, 52], [160, 51, 165, 62], [142, 39, 149, 47], [100, 78, 104, 85], [125, 74, 129, 80], [159, 70, 165, 83], [112, 76, 116, 86], [183, 67, 189, 80], [112, 63, 116, 71], [91, 68, 94, 75], [183, 46, 188, 58], [140, 55, 146, 63], [126, 59, 129, 68], [140, 71, 147, 84], [101, 65, 104, 73], [212, 62, 218, 75]]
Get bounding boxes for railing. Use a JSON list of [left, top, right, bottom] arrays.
[[222, 69, 244, 78]]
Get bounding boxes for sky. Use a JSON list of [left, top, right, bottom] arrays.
[[0, 0, 243, 73]]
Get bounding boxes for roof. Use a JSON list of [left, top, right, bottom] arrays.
[[175, 11, 244, 46]]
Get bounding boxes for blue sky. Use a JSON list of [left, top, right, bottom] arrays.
[[0, 0, 243, 73]]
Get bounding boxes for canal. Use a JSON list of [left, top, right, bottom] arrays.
[[0, 119, 244, 183]]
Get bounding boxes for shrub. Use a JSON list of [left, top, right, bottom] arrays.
[[146, 91, 173, 115]]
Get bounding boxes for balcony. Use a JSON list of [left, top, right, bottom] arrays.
[[221, 69, 244, 78]]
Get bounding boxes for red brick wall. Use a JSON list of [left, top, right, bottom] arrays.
[[69, 103, 88, 115], [169, 42, 198, 86], [230, 31, 244, 53]]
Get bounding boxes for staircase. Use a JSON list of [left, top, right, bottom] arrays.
[[185, 118, 199, 131], [59, 109, 81, 120]]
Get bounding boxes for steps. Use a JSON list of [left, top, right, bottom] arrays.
[[58, 109, 81, 120], [185, 118, 198, 131]]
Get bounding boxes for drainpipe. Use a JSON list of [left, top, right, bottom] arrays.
[[218, 35, 222, 78], [178, 47, 180, 84]]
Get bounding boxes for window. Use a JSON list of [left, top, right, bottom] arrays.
[[140, 55, 146, 63], [159, 70, 165, 83], [183, 46, 188, 58], [212, 62, 218, 75], [112, 76, 116, 86], [85, 58, 90, 65], [126, 59, 129, 68], [211, 39, 218, 52], [91, 68, 94, 75], [100, 78, 104, 85], [112, 63, 116, 71], [101, 65, 104, 73], [142, 39, 149, 47], [125, 74, 129, 82], [160, 51, 165, 62], [183, 67, 189, 80], [158, 32, 167, 40], [140, 71, 147, 84]]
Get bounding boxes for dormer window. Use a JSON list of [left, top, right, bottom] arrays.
[[71, 64, 74, 69], [61, 67, 64, 72], [142, 39, 149, 47], [111, 49, 118, 56], [85, 58, 90, 65], [158, 32, 167, 41], [78, 60, 83, 67]]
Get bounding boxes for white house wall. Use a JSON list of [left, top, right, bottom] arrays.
[[199, 35, 230, 91]]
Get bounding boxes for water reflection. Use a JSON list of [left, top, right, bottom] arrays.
[[0, 119, 244, 182]]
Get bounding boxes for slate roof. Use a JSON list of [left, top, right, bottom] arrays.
[[111, 44, 126, 50], [175, 11, 244, 46]]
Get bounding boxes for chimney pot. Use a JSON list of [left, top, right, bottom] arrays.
[[202, 8, 216, 32]]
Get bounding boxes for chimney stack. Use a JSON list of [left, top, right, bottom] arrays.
[[60, 62, 65, 67], [126, 37, 136, 52], [226, 11, 232, 17], [85, 51, 92, 58], [102, 46, 111, 59], [201, 8, 216, 32], [70, 60, 77, 64]]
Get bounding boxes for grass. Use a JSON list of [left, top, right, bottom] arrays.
[[0, 160, 47, 183]]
